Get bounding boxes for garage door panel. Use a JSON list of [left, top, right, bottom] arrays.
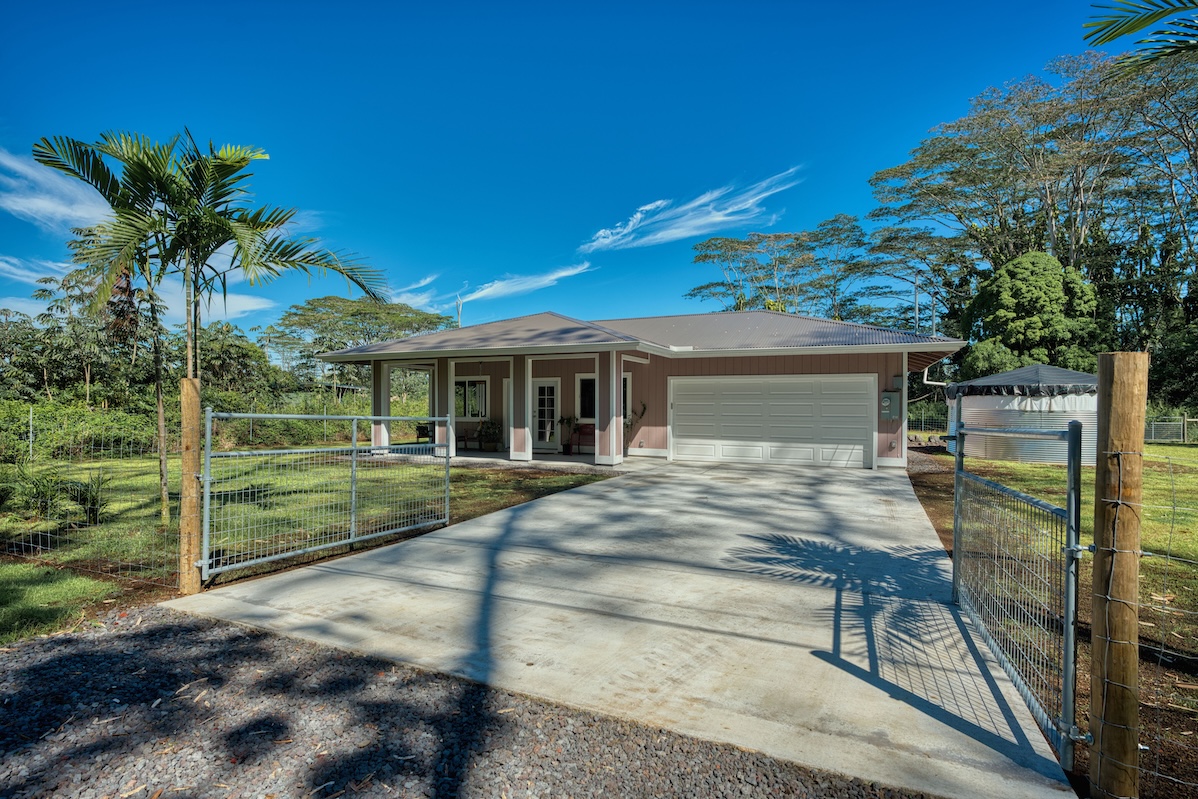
[[769, 423, 817, 441], [720, 443, 766, 460], [767, 445, 818, 463], [671, 375, 875, 468], [674, 442, 718, 459], [768, 402, 817, 417], [721, 423, 767, 438], [819, 444, 865, 467]]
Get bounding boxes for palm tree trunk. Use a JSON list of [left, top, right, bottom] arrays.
[[184, 260, 195, 380]]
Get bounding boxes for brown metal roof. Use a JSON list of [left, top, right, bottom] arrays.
[[321, 312, 638, 360], [321, 309, 964, 363], [594, 310, 959, 350]]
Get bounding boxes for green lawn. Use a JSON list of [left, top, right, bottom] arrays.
[[919, 443, 1198, 659], [0, 562, 119, 644], [1, 451, 607, 640]]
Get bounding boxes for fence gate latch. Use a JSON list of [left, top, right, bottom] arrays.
[[1063, 543, 1095, 559]]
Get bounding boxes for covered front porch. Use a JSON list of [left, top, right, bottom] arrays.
[[366, 349, 640, 468]]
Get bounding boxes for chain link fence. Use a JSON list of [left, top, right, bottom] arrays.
[[201, 412, 450, 581], [0, 404, 179, 586]]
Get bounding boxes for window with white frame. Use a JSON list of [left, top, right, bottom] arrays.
[[454, 378, 488, 419], [575, 372, 631, 420], [576, 374, 597, 421]]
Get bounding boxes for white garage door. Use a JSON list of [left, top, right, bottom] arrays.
[[670, 375, 875, 468]]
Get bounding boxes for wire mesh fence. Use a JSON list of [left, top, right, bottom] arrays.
[[1144, 417, 1190, 444], [0, 404, 179, 586], [1096, 450, 1198, 799], [955, 471, 1079, 767], [908, 402, 949, 433], [202, 412, 449, 580]]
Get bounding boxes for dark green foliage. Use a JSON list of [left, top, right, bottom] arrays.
[[64, 471, 110, 525], [961, 252, 1097, 378]]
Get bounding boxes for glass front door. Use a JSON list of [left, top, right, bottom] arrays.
[[533, 380, 558, 450]]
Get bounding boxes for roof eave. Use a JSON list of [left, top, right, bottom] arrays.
[[660, 341, 966, 359], [318, 340, 668, 364]]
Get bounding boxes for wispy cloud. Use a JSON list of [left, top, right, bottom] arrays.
[[391, 274, 440, 308], [0, 255, 71, 287], [0, 148, 112, 232], [578, 167, 801, 253], [0, 296, 50, 319], [460, 263, 593, 303]]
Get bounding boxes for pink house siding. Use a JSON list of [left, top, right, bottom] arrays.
[[625, 352, 903, 460]]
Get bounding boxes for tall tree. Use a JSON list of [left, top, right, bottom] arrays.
[[31, 130, 389, 382], [961, 251, 1098, 377], [280, 296, 450, 398]]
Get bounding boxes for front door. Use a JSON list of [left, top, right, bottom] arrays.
[[532, 379, 559, 451]]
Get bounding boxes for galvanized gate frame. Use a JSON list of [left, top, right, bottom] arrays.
[[201, 410, 451, 581], [952, 399, 1091, 771]]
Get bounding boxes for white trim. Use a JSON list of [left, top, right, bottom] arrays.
[[877, 456, 908, 468], [901, 352, 909, 462], [531, 377, 562, 452], [621, 353, 651, 365], [451, 374, 492, 420], [595, 454, 621, 466], [668, 373, 877, 469], [575, 372, 597, 423], [447, 359, 456, 457], [609, 351, 622, 464]]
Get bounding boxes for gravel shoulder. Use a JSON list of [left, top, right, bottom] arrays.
[[1, 604, 942, 799]]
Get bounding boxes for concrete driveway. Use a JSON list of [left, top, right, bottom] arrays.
[[165, 462, 1071, 799]]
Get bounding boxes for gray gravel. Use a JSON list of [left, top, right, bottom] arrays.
[[1, 604, 941, 799]]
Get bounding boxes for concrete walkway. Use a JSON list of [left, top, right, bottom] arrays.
[[164, 462, 1072, 799]]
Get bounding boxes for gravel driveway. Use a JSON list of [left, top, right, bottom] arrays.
[[1, 604, 939, 799]]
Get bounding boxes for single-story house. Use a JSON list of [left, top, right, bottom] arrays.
[[320, 310, 965, 469]]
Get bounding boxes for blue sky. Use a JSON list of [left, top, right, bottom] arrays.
[[0, 1, 1112, 331]]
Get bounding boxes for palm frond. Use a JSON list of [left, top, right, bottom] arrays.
[[31, 136, 122, 203]]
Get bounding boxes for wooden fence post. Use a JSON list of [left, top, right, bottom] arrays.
[[178, 378, 202, 595], [1090, 352, 1148, 799]]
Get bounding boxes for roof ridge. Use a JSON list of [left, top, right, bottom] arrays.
[[542, 311, 640, 342]]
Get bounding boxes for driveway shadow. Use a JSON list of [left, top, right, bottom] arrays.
[[723, 532, 1063, 782]]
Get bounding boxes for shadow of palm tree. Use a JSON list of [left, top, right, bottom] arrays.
[[723, 531, 1062, 780]]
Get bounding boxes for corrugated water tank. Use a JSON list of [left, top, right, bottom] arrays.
[[944, 364, 1098, 466]]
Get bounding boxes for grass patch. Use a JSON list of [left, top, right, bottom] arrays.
[[0, 562, 118, 644], [909, 444, 1198, 790]]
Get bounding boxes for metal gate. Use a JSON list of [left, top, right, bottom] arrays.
[[952, 415, 1088, 770], [202, 411, 450, 580]]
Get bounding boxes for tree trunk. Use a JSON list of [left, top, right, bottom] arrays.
[[184, 259, 195, 379]]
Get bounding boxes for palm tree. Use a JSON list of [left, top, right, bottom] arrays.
[[1085, 1, 1198, 66], [33, 130, 388, 381], [33, 130, 388, 528]]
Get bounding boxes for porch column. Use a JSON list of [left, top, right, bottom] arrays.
[[596, 350, 623, 466], [371, 362, 391, 446], [433, 357, 451, 452], [510, 356, 531, 461]]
